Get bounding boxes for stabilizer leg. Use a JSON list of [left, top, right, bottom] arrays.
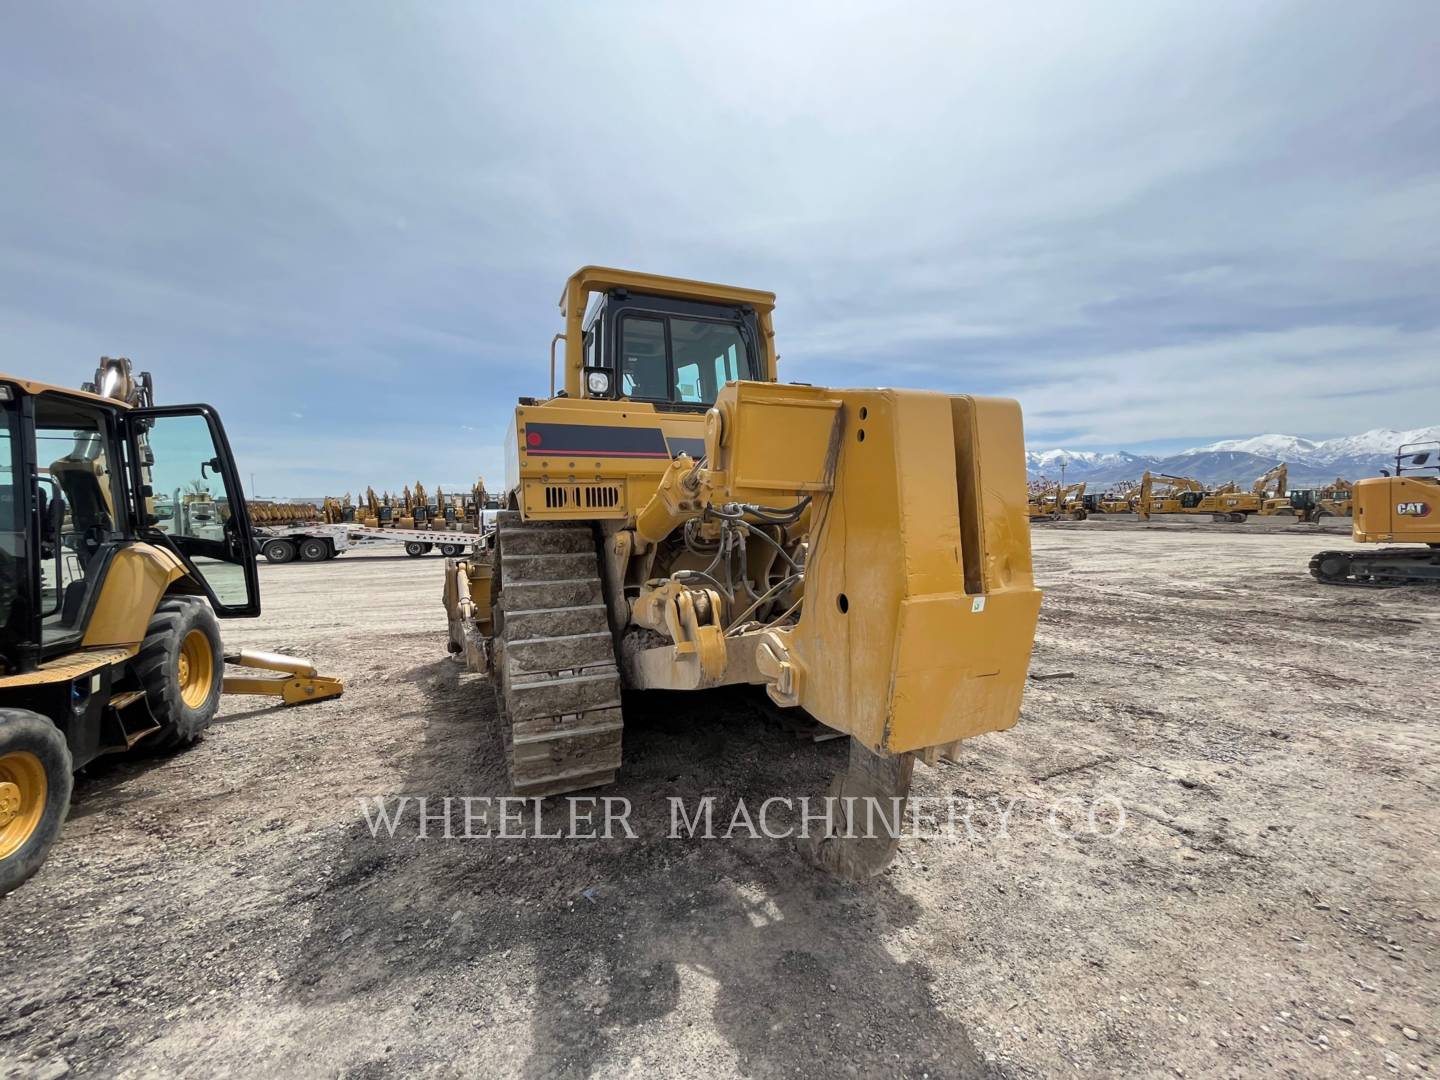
[[222, 650, 345, 705]]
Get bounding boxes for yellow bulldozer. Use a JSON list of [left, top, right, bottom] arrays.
[[1310, 442, 1439, 586], [443, 267, 1041, 878], [0, 359, 343, 896]]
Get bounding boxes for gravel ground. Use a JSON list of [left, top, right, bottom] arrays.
[[1, 524, 1436, 1079]]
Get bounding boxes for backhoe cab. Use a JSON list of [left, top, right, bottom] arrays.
[[449, 268, 1041, 879], [0, 359, 341, 896]]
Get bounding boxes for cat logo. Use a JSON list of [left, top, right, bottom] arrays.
[[1397, 501, 1432, 517]]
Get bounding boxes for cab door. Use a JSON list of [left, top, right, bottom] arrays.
[[125, 406, 260, 617]]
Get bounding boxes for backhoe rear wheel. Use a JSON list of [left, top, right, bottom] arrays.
[[136, 597, 224, 752], [0, 709, 73, 896]]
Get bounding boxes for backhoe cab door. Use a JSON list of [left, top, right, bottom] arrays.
[[127, 406, 260, 617]]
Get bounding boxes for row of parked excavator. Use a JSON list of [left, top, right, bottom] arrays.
[[1029, 466, 1354, 523], [1028, 450, 1439, 587]]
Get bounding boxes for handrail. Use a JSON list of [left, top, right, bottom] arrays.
[[549, 333, 564, 399]]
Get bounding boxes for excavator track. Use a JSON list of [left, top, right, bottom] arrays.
[[493, 512, 624, 797], [1310, 547, 1440, 588]]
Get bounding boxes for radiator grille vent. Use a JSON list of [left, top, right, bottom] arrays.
[[541, 484, 622, 510]]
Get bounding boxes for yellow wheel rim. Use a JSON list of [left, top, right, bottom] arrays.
[[0, 750, 47, 860], [177, 628, 215, 709]]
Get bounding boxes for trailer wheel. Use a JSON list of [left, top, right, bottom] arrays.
[[0, 710, 72, 897], [299, 538, 330, 562], [262, 539, 297, 564], [136, 598, 224, 752], [439, 543, 464, 558], [405, 541, 429, 557]]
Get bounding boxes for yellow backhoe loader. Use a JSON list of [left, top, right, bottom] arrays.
[[0, 359, 343, 896], [1027, 481, 1057, 521], [1059, 481, 1088, 520], [1282, 478, 1353, 523], [443, 267, 1041, 878], [1083, 481, 1138, 515], [1030, 481, 1087, 520], [1310, 443, 1440, 586]]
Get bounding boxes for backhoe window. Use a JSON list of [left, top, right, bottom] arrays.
[[143, 412, 250, 607], [0, 406, 20, 645], [34, 399, 125, 646]]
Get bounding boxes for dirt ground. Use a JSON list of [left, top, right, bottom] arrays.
[[2, 523, 1436, 1079]]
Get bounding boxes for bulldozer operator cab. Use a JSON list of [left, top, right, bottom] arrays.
[[579, 290, 762, 410], [0, 376, 259, 679]]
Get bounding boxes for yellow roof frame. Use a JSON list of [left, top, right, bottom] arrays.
[[556, 266, 777, 398]]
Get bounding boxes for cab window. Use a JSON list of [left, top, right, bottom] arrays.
[[619, 316, 668, 400], [615, 313, 752, 406], [34, 398, 125, 646], [671, 318, 750, 403], [0, 405, 22, 653]]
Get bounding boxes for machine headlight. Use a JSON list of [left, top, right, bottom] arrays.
[[587, 371, 611, 396]]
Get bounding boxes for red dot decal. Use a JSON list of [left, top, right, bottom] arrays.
[[527, 431, 542, 448]]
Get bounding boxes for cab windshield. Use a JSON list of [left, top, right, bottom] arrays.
[[617, 314, 752, 406]]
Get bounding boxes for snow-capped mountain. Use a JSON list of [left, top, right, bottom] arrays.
[[1025, 449, 1147, 473], [1183, 434, 1321, 459], [1027, 426, 1439, 487], [1183, 427, 1438, 465]]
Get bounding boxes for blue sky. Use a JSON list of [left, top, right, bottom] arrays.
[[3, 2, 1438, 496]]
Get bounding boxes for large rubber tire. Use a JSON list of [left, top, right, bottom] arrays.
[[404, 541, 428, 557], [0, 709, 73, 897], [135, 598, 224, 752], [262, 539, 297, 564], [439, 543, 464, 558], [298, 537, 330, 562]]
